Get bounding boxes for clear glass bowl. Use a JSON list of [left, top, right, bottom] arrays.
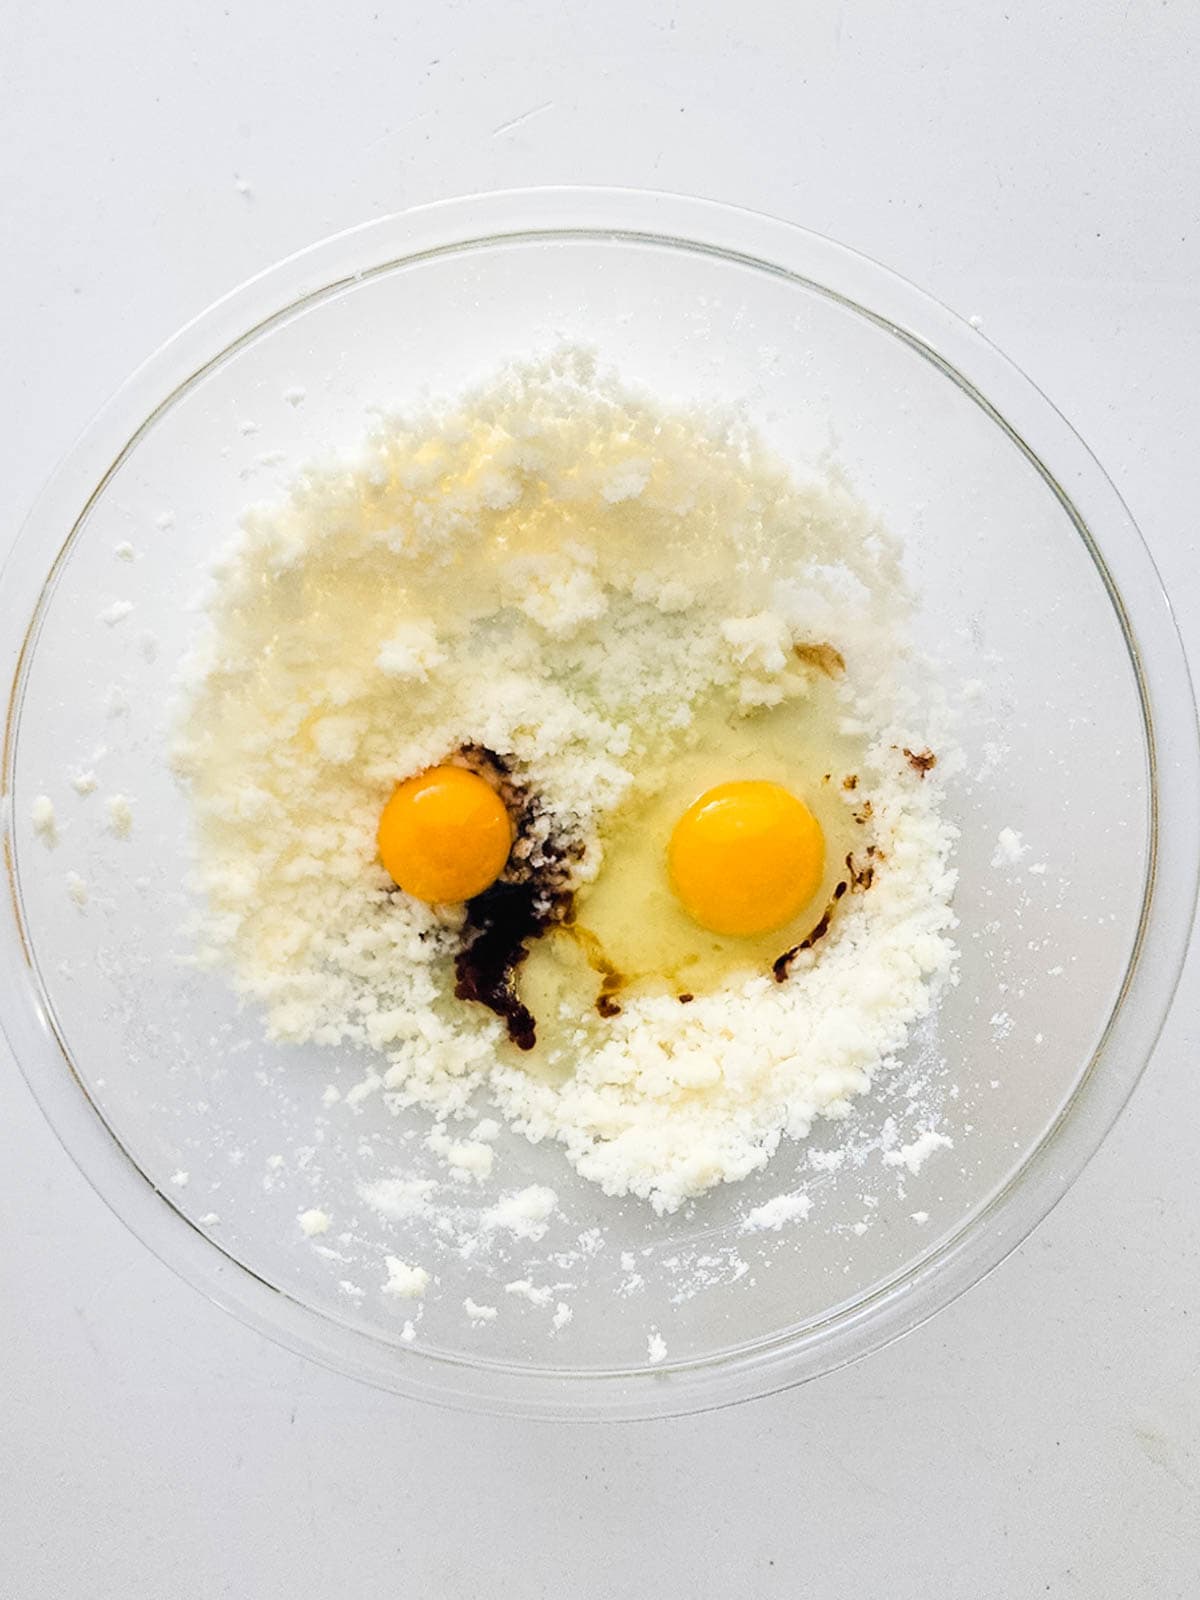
[[2, 189, 1196, 1420]]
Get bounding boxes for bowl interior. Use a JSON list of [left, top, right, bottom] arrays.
[[6, 225, 1151, 1403]]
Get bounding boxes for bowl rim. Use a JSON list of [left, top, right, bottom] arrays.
[[2, 185, 1197, 1421]]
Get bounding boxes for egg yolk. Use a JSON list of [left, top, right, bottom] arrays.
[[378, 765, 512, 904], [667, 780, 825, 937]]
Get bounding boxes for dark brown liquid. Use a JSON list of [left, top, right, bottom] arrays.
[[901, 746, 937, 777], [450, 746, 577, 1050], [454, 876, 571, 1051]]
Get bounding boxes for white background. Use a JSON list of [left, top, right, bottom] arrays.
[[3, 3, 1198, 1594]]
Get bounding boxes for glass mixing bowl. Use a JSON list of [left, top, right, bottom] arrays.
[[2, 189, 1196, 1420]]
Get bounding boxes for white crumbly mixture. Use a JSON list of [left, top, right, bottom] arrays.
[[882, 1129, 954, 1175], [382, 1257, 429, 1299], [359, 1176, 436, 1220], [426, 1125, 494, 1182], [505, 1279, 554, 1306], [175, 352, 957, 1214], [742, 1192, 812, 1232], [464, 1298, 498, 1323], [991, 826, 1027, 867], [31, 795, 58, 847], [106, 794, 133, 837], [483, 1185, 559, 1240]]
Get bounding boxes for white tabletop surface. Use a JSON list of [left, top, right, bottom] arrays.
[[3, 3, 1198, 1594]]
